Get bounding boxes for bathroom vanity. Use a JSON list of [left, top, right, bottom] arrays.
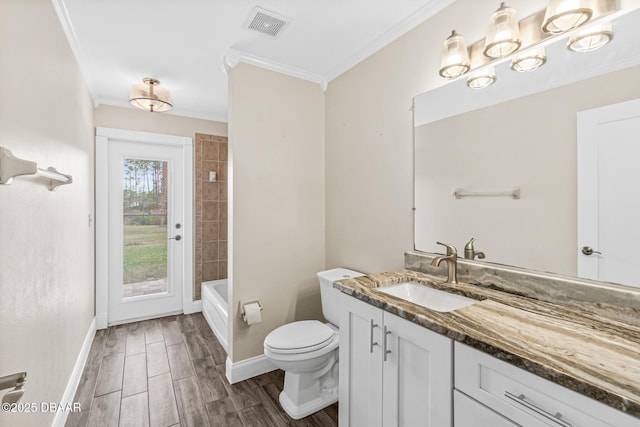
[[334, 257, 640, 427]]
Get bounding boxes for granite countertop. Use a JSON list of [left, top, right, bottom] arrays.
[[334, 269, 640, 419]]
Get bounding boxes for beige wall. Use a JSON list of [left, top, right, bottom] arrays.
[[95, 105, 228, 138], [325, 0, 546, 273], [0, 1, 95, 426], [415, 65, 640, 276], [228, 63, 325, 361]]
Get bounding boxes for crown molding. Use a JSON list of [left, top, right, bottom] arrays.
[[51, 0, 99, 107], [224, 48, 328, 91], [96, 98, 228, 123], [323, 0, 456, 82]]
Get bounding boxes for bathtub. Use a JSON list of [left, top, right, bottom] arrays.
[[201, 279, 228, 353]]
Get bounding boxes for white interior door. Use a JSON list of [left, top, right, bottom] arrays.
[[577, 98, 640, 287], [96, 128, 193, 327]]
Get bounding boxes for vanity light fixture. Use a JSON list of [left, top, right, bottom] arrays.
[[567, 21, 613, 52], [467, 67, 496, 90], [510, 47, 547, 72], [483, 3, 522, 59], [439, 30, 471, 79], [129, 78, 173, 113], [542, 0, 593, 34], [437, 0, 614, 89]]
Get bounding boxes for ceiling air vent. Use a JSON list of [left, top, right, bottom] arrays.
[[245, 7, 289, 38]]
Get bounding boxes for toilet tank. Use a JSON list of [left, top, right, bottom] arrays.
[[317, 268, 365, 327]]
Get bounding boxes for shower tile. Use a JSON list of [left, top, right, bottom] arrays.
[[195, 244, 202, 263], [219, 241, 227, 261], [218, 202, 227, 221], [218, 261, 228, 280], [203, 202, 218, 221], [203, 221, 218, 242], [219, 143, 228, 161], [195, 198, 202, 216], [203, 141, 219, 161], [219, 221, 227, 240], [203, 181, 218, 201], [219, 162, 228, 182], [218, 182, 228, 201], [203, 242, 219, 262], [203, 261, 218, 282]]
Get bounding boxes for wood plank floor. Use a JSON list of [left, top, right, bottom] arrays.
[[65, 313, 338, 427]]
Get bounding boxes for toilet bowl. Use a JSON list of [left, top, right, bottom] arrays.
[[263, 268, 364, 420]]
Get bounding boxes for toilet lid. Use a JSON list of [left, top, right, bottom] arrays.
[[264, 320, 336, 353]]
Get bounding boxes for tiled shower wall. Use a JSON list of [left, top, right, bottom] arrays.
[[194, 133, 228, 300]]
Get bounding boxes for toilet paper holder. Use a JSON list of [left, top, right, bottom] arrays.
[[240, 299, 263, 319]]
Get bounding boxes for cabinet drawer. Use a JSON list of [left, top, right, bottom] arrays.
[[454, 391, 518, 427], [455, 343, 639, 427]]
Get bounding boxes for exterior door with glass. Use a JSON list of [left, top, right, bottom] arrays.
[[96, 128, 193, 326]]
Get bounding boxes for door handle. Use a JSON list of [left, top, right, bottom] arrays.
[[504, 391, 571, 427], [369, 320, 379, 353], [169, 235, 182, 241], [383, 326, 392, 362], [581, 246, 601, 256]]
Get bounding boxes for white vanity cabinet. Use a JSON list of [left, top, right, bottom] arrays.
[[454, 343, 640, 427], [339, 293, 452, 427]]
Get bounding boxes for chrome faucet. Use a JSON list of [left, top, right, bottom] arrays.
[[464, 237, 485, 260], [431, 241, 458, 284]]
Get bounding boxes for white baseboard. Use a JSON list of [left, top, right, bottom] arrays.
[[183, 298, 202, 315], [225, 355, 276, 384], [51, 317, 97, 427]]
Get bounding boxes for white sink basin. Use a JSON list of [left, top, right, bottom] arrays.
[[376, 282, 477, 312]]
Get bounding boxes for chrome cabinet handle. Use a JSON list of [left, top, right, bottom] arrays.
[[369, 320, 379, 353], [581, 246, 601, 256], [383, 326, 392, 362], [504, 391, 571, 427]]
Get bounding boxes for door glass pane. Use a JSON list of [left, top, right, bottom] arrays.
[[122, 158, 168, 298]]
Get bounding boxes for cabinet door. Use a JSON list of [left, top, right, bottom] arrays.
[[454, 391, 518, 427], [339, 293, 384, 427], [382, 312, 453, 427]]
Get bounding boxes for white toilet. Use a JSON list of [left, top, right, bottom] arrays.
[[263, 268, 364, 420]]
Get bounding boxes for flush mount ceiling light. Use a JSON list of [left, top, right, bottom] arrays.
[[567, 21, 613, 52], [467, 67, 496, 89], [129, 78, 172, 113], [483, 3, 522, 59], [439, 30, 471, 79], [542, 0, 593, 34], [510, 47, 547, 72]]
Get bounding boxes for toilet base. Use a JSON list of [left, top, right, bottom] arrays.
[[279, 388, 338, 420]]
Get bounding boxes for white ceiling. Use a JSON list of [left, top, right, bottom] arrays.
[[54, 0, 454, 122]]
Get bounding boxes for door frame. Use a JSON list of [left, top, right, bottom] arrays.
[[95, 127, 195, 329]]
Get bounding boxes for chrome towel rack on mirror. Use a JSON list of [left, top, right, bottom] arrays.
[[453, 186, 520, 199]]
